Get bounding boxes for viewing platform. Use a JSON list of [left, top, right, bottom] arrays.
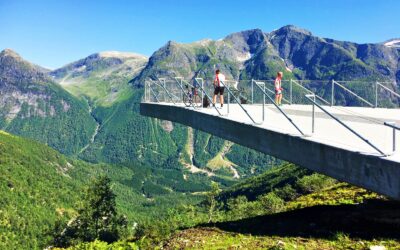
[[140, 78, 400, 199]]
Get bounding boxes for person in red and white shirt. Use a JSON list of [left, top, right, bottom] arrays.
[[274, 71, 283, 106], [213, 69, 226, 108]]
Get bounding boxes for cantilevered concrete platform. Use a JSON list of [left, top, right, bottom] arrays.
[[140, 102, 400, 200]]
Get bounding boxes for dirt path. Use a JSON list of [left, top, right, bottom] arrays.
[[184, 127, 214, 177], [79, 99, 100, 154], [221, 141, 240, 179]]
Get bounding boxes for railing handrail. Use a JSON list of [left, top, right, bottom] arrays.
[[291, 79, 330, 105], [333, 80, 374, 107], [148, 78, 177, 104], [305, 94, 385, 155], [158, 78, 182, 102], [254, 81, 305, 135], [377, 81, 400, 99], [384, 121, 400, 130], [222, 79, 258, 124], [145, 80, 162, 103]]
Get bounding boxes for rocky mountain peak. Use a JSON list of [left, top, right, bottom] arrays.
[[224, 28, 267, 55], [274, 25, 312, 36], [0, 48, 22, 59], [97, 51, 148, 60], [0, 48, 49, 83]]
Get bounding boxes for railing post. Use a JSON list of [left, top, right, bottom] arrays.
[[180, 78, 183, 103], [386, 121, 397, 152], [201, 78, 204, 108], [375, 81, 378, 108], [290, 79, 293, 105], [227, 82, 230, 114], [263, 82, 265, 122], [145, 81, 150, 102], [312, 94, 315, 134], [251, 79, 254, 104], [160, 78, 166, 102], [331, 79, 335, 106], [393, 127, 396, 152]]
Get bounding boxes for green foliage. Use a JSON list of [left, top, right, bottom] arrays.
[[205, 182, 222, 223], [258, 192, 285, 213], [60, 239, 139, 250], [296, 173, 337, 194], [225, 144, 281, 176], [53, 176, 128, 247], [225, 196, 262, 220], [0, 131, 84, 249], [4, 83, 96, 155], [218, 163, 311, 202]]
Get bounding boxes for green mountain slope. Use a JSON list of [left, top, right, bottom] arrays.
[[161, 164, 400, 250], [51, 51, 148, 107], [47, 50, 277, 183], [0, 130, 87, 249], [0, 49, 96, 155], [0, 130, 210, 249]]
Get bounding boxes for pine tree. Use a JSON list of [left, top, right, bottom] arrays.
[[53, 175, 127, 247], [206, 182, 221, 223]]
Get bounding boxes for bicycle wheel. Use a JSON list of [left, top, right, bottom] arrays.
[[183, 93, 191, 107], [193, 94, 202, 107]]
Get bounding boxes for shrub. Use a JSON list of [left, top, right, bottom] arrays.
[[53, 176, 128, 247], [258, 192, 285, 213], [296, 173, 337, 194]]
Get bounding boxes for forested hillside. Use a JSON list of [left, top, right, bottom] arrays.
[[0, 49, 96, 155], [1, 24, 400, 249]]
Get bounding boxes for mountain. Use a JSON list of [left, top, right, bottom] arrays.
[[51, 51, 148, 107], [134, 25, 400, 83], [132, 25, 400, 107], [0, 49, 96, 155], [0, 129, 98, 249], [48, 25, 400, 180], [0, 129, 213, 249], [47, 50, 276, 182]]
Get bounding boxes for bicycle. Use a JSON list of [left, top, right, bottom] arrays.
[[183, 83, 202, 107]]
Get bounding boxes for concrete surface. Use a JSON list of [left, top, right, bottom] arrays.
[[140, 102, 400, 200]]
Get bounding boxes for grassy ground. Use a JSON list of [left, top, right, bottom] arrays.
[[163, 227, 400, 250], [163, 184, 400, 250]]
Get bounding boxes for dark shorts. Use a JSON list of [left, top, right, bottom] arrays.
[[214, 86, 225, 95]]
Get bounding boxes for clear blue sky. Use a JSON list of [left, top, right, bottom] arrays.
[[1, 0, 399, 69]]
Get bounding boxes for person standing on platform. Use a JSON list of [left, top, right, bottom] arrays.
[[275, 72, 283, 106], [213, 69, 226, 108]]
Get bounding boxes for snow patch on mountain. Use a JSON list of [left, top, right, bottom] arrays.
[[384, 39, 400, 48], [98, 51, 147, 59]]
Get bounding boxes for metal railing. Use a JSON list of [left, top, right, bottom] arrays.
[[305, 94, 385, 155], [253, 80, 304, 135], [376, 81, 400, 108], [332, 80, 374, 107], [384, 121, 399, 153], [143, 77, 399, 155]]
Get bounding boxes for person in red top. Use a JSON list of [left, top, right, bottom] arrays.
[[274, 72, 283, 106], [213, 69, 226, 108]]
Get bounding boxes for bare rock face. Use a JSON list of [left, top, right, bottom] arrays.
[[0, 49, 60, 120], [0, 49, 96, 155]]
